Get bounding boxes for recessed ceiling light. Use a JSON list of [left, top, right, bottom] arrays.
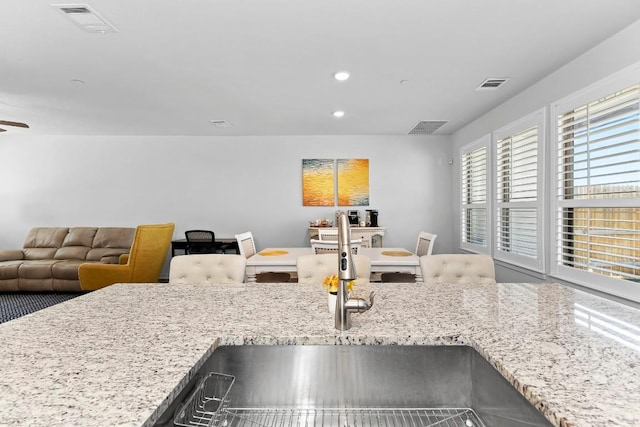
[[332, 110, 345, 118], [333, 71, 350, 81]]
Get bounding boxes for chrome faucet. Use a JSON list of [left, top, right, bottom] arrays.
[[335, 212, 375, 330]]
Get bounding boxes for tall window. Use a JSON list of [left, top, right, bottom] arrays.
[[555, 82, 640, 293], [460, 136, 490, 253], [494, 110, 544, 270]]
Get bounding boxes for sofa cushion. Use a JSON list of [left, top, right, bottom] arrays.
[[23, 228, 69, 260], [53, 228, 97, 260], [18, 260, 60, 279], [54, 246, 91, 260], [52, 278, 82, 292], [22, 247, 57, 260], [63, 227, 98, 247], [0, 260, 23, 280], [51, 260, 87, 280], [93, 228, 135, 248], [19, 277, 54, 292], [86, 228, 135, 261], [0, 250, 24, 262], [0, 279, 19, 292]]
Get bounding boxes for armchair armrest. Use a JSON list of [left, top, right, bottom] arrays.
[[99, 250, 130, 264], [78, 263, 133, 291], [0, 250, 25, 262]]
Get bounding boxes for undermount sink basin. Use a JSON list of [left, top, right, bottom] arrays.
[[153, 345, 552, 427]]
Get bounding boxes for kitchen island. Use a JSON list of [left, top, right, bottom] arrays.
[[0, 281, 639, 426]]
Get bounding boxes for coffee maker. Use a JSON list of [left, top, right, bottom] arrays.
[[347, 210, 360, 226], [366, 209, 379, 227]]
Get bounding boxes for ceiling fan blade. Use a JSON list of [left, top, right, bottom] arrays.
[[0, 120, 29, 128], [0, 128, 6, 132]]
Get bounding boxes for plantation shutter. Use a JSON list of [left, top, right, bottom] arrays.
[[556, 83, 640, 283], [495, 122, 542, 269], [461, 141, 489, 251]]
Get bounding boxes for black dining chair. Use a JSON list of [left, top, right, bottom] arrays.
[[185, 230, 218, 254]]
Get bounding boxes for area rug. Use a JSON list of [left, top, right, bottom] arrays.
[[0, 292, 83, 324]]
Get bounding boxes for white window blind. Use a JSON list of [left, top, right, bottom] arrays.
[[556, 83, 640, 285], [461, 137, 490, 252], [495, 112, 544, 270]]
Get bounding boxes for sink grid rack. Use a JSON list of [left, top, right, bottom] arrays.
[[221, 408, 486, 427], [180, 406, 485, 427], [173, 371, 486, 427]]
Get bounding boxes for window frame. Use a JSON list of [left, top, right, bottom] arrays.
[[550, 63, 640, 302], [459, 135, 492, 254], [492, 108, 546, 272]]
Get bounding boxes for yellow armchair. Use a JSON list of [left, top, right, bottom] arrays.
[[78, 222, 175, 291]]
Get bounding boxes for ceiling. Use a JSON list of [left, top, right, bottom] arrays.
[[2, 0, 640, 136]]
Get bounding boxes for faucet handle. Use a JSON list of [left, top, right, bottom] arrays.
[[361, 291, 375, 311], [367, 291, 375, 307]]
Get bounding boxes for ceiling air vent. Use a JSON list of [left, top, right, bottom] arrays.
[[408, 120, 447, 135], [53, 4, 118, 33], [210, 120, 232, 128], [476, 78, 509, 91]]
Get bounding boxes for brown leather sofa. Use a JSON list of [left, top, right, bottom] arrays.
[[0, 227, 135, 292]]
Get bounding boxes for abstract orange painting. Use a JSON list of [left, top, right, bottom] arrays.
[[337, 159, 369, 206], [302, 159, 335, 206]]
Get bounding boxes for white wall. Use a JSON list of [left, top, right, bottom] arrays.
[[0, 134, 454, 268], [450, 19, 640, 284]]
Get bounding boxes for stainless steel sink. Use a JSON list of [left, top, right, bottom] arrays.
[[153, 345, 552, 427]]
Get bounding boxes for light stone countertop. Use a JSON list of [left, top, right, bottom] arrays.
[[1, 281, 639, 427]]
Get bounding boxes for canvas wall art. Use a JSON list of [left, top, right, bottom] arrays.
[[337, 158, 369, 206], [302, 159, 335, 206]]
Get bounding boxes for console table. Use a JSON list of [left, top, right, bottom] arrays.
[[308, 227, 386, 247]]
